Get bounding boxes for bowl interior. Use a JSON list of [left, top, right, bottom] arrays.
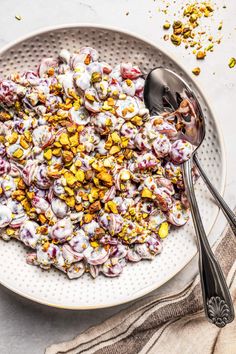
[[0, 26, 224, 309]]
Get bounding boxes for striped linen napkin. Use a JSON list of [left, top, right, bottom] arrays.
[[46, 219, 236, 354]]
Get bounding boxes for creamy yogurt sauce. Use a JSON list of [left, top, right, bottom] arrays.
[[0, 47, 194, 278]]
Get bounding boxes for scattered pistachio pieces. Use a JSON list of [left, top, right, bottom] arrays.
[[7, 132, 18, 144], [173, 20, 183, 35], [12, 148, 23, 159], [141, 188, 153, 199], [162, 1, 223, 60]]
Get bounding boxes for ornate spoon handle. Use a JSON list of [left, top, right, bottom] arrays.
[[194, 154, 236, 235], [183, 158, 235, 327]]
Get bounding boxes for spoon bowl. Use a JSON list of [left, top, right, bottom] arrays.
[[144, 67, 205, 149]]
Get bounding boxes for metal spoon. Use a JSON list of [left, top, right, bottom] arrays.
[[144, 67, 234, 327]]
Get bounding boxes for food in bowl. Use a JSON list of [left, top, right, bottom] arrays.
[[0, 47, 193, 278]]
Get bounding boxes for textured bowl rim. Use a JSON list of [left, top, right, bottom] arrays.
[[0, 23, 226, 310]]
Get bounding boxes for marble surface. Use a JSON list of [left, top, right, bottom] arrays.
[[0, 1, 236, 353]]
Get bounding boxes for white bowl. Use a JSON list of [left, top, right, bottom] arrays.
[[0, 24, 225, 309]]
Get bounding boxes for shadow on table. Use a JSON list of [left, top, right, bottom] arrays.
[[0, 283, 128, 354], [0, 254, 198, 354]]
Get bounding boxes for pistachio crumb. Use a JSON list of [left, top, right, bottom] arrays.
[[192, 67, 201, 76], [228, 57, 236, 68], [15, 15, 22, 21]]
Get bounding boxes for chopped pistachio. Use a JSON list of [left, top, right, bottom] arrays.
[[189, 14, 198, 23], [52, 148, 61, 156], [163, 21, 171, 30], [69, 133, 79, 147], [74, 159, 82, 167], [44, 149, 52, 160], [111, 132, 121, 143], [90, 241, 99, 248], [192, 67, 201, 76], [106, 201, 118, 214], [173, 20, 183, 29], [91, 72, 102, 83], [196, 50, 206, 59], [62, 150, 74, 163], [159, 222, 169, 239], [228, 57, 236, 68], [12, 148, 23, 159], [218, 21, 223, 31], [21, 198, 31, 211], [206, 4, 214, 12], [183, 27, 191, 38], [6, 228, 15, 236], [65, 172, 77, 186], [171, 34, 182, 46], [66, 196, 76, 208], [97, 171, 113, 185], [84, 214, 93, 223], [109, 145, 121, 155], [75, 170, 85, 182], [131, 115, 142, 126], [59, 133, 70, 146], [85, 93, 95, 101], [206, 43, 214, 51], [15, 15, 22, 21], [8, 132, 18, 145], [64, 186, 74, 196]]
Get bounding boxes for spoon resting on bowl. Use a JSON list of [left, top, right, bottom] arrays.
[[144, 67, 234, 327]]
